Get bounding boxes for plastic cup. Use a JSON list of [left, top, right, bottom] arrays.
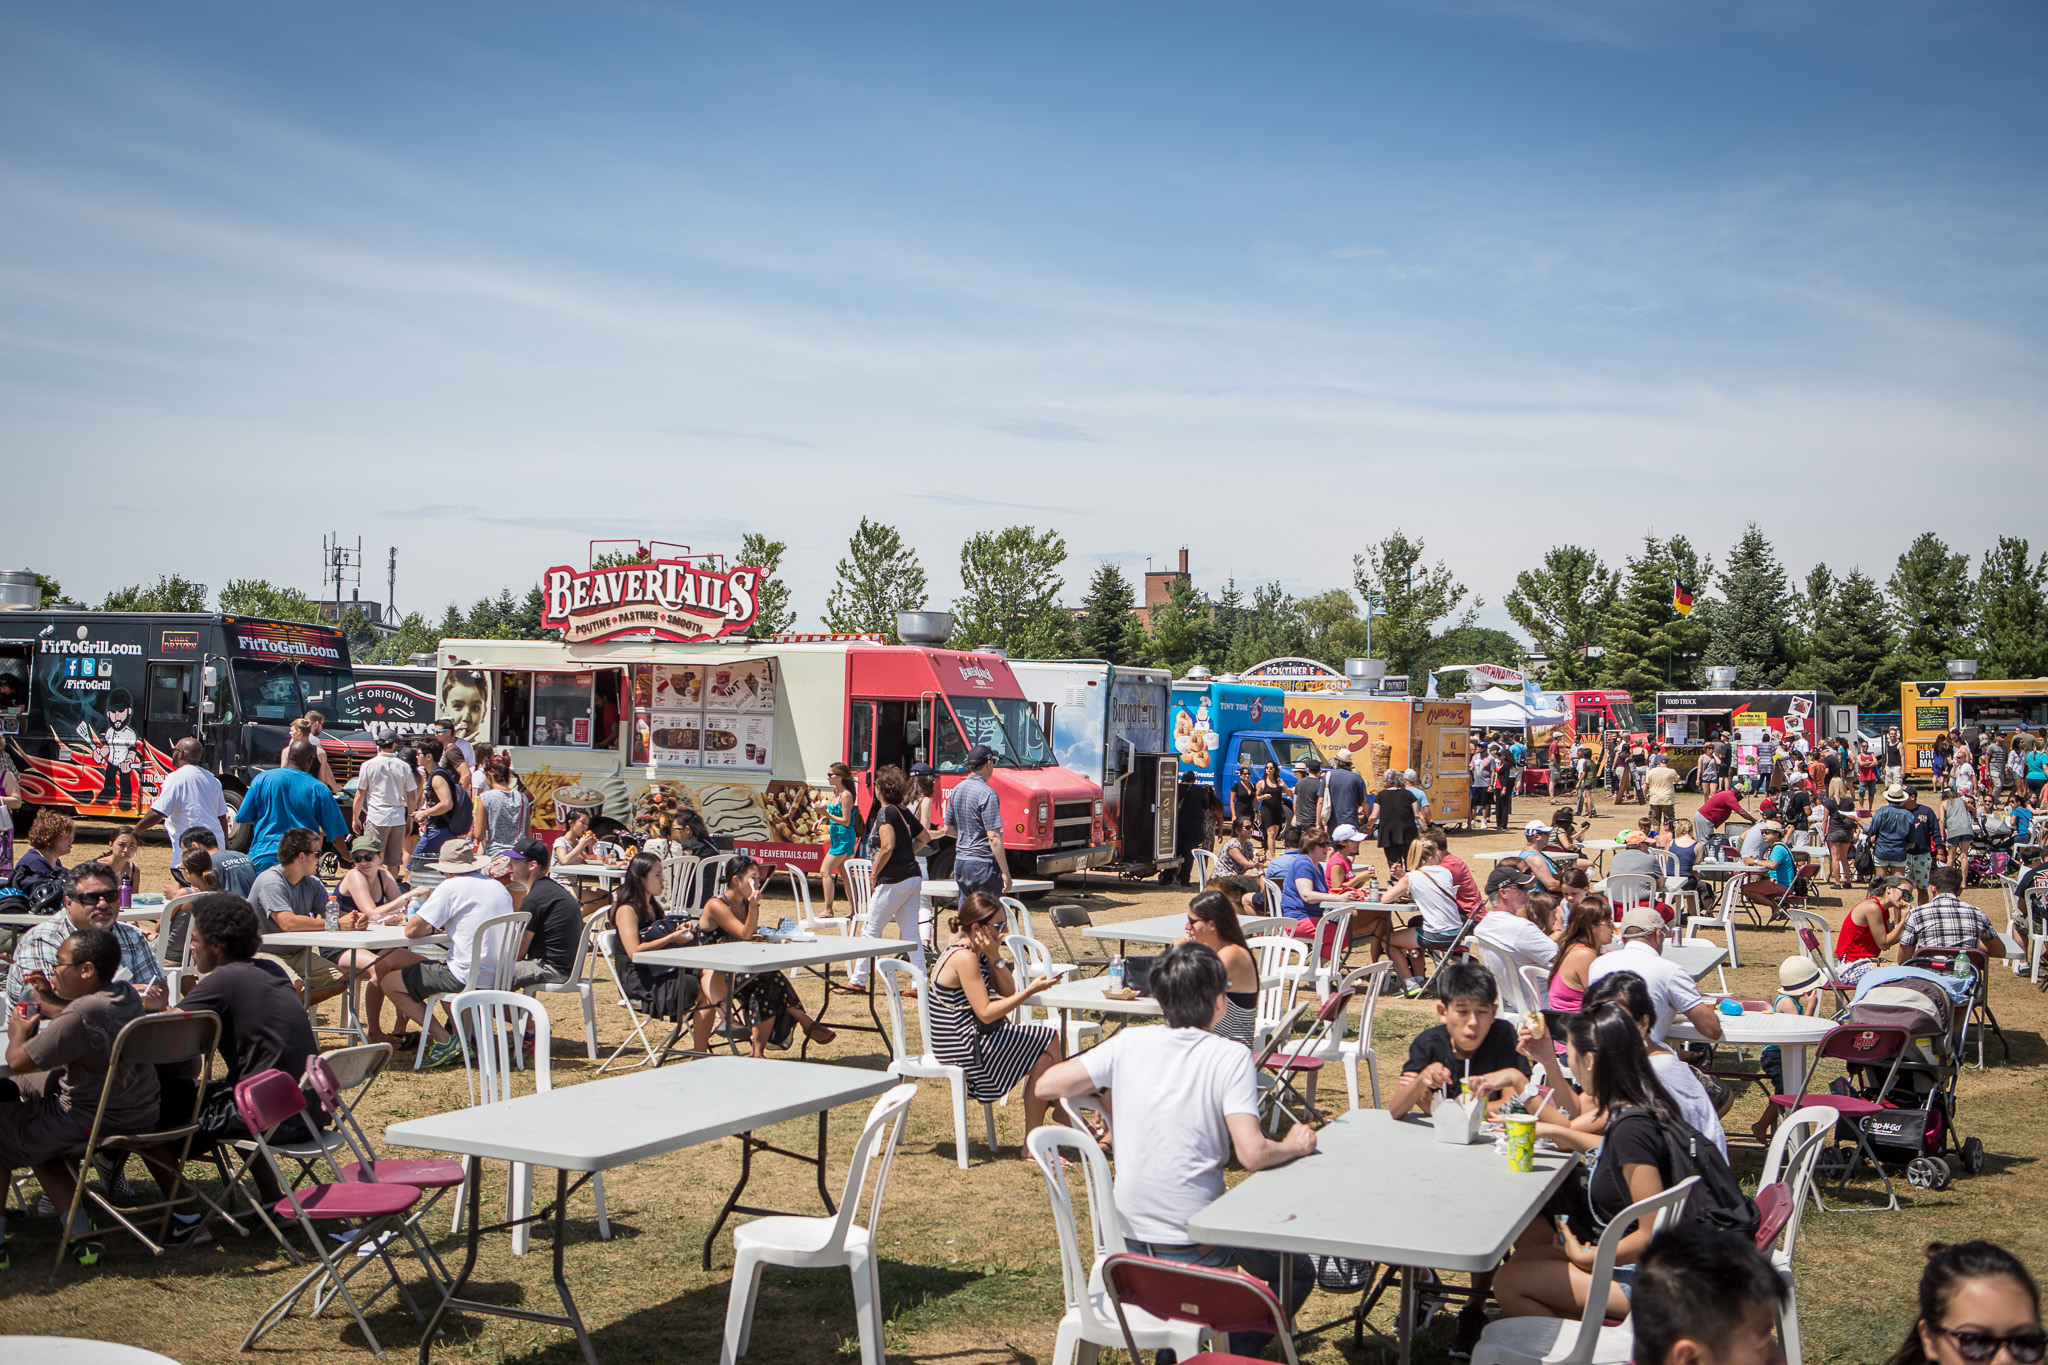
[[1503, 1114, 1537, 1174]]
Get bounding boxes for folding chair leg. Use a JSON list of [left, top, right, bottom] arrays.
[[580, 989, 599, 1061]]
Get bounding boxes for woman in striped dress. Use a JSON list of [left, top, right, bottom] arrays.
[[1177, 888, 1258, 1046], [927, 892, 1061, 1146]]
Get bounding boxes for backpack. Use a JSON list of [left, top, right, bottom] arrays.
[[1610, 1108, 1759, 1239], [1853, 838, 1876, 879]]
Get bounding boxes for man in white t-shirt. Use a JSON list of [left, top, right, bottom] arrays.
[[133, 737, 229, 850], [1472, 870, 1558, 972], [1582, 971, 1728, 1156], [375, 844, 515, 1067], [1585, 909, 1724, 1045], [1039, 943, 1315, 1356], [351, 726, 419, 871]]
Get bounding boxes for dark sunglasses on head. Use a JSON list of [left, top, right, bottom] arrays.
[[1937, 1328, 2048, 1364], [70, 890, 120, 906]]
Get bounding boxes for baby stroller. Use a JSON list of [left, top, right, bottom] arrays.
[[1968, 810, 2016, 887], [1832, 973, 1984, 1192]]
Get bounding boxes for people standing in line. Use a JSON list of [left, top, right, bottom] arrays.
[[351, 725, 418, 871], [1490, 747, 1516, 831], [946, 744, 1011, 900], [1885, 727, 1906, 789], [1291, 759, 1324, 837], [1254, 760, 1290, 856], [133, 737, 230, 852], [281, 716, 340, 792], [1645, 751, 1680, 833], [409, 742, 473, 873], [1370, 769, 1421, 873], [1470, 744, 1499, 828], [1229, 763, 1257, 829], [236, 740, 349, 873], [845, 765, 929, 993], [1324, 747, 1369, 833], [432, 717, 476, 774]]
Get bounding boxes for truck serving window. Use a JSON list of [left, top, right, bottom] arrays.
[[941, 695, 1053, 771], [0, 644, 29, 717]]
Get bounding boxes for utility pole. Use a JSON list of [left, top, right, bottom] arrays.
[[387, 546, 398, 620]]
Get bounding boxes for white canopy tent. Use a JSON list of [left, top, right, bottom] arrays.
[[1464, 686, 1569, 730]]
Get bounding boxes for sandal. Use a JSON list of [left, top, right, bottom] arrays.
[[829, 983, 866, 995], [804, 1022, 837, 1046]]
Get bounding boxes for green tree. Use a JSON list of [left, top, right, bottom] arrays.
[[823, 518, 928, 640], [1888, 532, 1974, 676], [1788, 570, 1896, 709], [1707, 525, 1796, 688], [99, 574, 209, 612], [354, 611, 441, 664], [951, 525, 1074, 657], [739, 534, 795, 637], [1075, 563, 1147, 665], [1504, 546, 1615, 689], [218, 579, 323, 623], [1973, 537, 2048, 680], [1409, 627, 1526, 686], [435, 587, 552, 641], [1601, 538, 1679, 698], [1211, 579, 1248, 667], [30, 571, 65, 607], [1222, 582, 1309, 673], [1146, 576, 1214, 677], [1353, 529, 1476, 676]]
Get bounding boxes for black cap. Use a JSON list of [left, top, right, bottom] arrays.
[[965, 743, 997, 768], [1485, 865, 1536, 896], [506, 837, 550, 868], [909, 762, 934, 776]]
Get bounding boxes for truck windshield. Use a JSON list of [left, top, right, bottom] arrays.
[[940, 695, 1054, 771], [232, 660, 357, 724], [1267, 735, 1329, 769]]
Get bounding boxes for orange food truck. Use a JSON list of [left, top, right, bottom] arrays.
[[1280, 693, 1472, 823]]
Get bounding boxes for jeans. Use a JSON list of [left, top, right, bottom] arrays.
[[1123, 1238, 1313, 1360]]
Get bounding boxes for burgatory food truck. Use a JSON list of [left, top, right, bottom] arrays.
[[436, 550, 1111, 878]]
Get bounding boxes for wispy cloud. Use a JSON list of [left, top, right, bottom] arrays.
[[985, 418, 1101, 443], [657, 424, 815, 448], [910, 492, 1085, 516]]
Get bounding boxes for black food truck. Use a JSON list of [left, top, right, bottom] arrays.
[[0, 611, 375, 830]]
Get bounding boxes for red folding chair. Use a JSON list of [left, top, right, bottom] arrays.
[[1258, 988, 1355, 1130], [1103, 1251, 1299, 1365], [233, 1069, 430, 1358], [1765, 1024, 1909, 1212], [1751, 1182, 1793, 1252]]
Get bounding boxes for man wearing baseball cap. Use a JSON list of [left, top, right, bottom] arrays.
[[945, 743, 1010, 898], [351, 724, 418, 872], [503, 837, 583, 993], [1586, 908, 1724, 1045], [1519, 821, 1563, 893], [1472, 863, 1556, 971]]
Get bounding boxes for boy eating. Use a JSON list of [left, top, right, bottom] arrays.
[[1389, 961, 1532, 1118]]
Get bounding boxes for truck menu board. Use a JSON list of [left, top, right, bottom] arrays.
[[629, 658, 776, 772]]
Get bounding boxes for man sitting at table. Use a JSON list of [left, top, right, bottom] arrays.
[[1037, 943, 1315, 1359], [247, 827, 355, 1008], [171, 826, 256, 900], [7, 862, 168, 1011], [1737, 821, 1796, 913], [1471, 867, 1558, 973], [505, 838, 582, 990], [374, 844, 512, 1068], [1586, 909, 1724, 1045]]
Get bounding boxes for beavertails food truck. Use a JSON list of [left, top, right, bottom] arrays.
[[0, 610, 373, 827], [438, 550, 1110, 878], [1900, 675, 2048, 779], [1012, 660, 1178, 874]]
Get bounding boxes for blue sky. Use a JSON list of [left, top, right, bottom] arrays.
[[4, 1, 2044, 636]]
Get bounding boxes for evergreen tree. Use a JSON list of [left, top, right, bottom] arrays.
[[1075, 563, 1147, 665], [99, 574, 209, 613], [1888, 532, 1974, 676], [1791, 570, 1896, 710], [1601, 538, 1678, 698], [951, 525, 1074, 657], [1706, 525, 1796, 687], [1146, 576, 1214, 677], [1973, 537, 2048, 680], [1211, 579, 1248, 668], [739, 533, 795, 636], [1223, 582, 1309, 672], [1353, 529, 1475, 676], [30, 571, 65, 607], [355, 612, 441, 664], [1661, 536, 1716, 688], [823, 518, 928, 640], [1504, 546, 1615, 689]]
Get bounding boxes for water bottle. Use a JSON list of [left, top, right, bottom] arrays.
[[325, 896, 340, 932], [1108, 955, 1125, 992], [118, 879, 132, 910]]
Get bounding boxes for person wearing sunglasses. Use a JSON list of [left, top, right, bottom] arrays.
[[5, 861, 166, 1012], [1889, 1241, 2045, 1365]]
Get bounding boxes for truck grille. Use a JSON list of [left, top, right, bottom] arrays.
[[323, 743, 373, 784], [1053, 800, 1094, 831]]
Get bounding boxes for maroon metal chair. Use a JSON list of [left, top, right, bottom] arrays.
[[1102, 1251, 1300, 1365], [1766, 1024, 1909, 1212], [1258, 987, 1355, 1129], [233, 1068, 429, 1358]]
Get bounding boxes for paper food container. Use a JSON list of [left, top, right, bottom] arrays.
[[1434, 1093, 1488, 1145]]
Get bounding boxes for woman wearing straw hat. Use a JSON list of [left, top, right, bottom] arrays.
[[1749, 955, 1829, 1143]]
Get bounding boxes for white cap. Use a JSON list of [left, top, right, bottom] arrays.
[[1524, 820, 1554, 836], [1329, 824, 1364, 844]]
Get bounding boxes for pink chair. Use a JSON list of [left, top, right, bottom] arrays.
[[1766, 1024, 1910, 1213], [233, 1069, 429, 1358], [1101, 1251, 1300, 1365]]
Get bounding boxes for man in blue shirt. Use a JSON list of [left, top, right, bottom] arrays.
[[945, 744, 1010, 900], [1323, 749, 1369, 831], [1739, 820, 1796, 912], [235, 740, 349, 872]]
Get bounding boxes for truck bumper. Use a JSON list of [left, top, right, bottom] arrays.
[[1033, 843, 1116, 876]]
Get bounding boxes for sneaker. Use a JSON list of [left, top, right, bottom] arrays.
[[1448, 1303, 1490, 1359], [35, 1193, 56, 1218], [70, 1238, 105, 1267], [422, 1037, 464, 1069], [165, 1216, 213, 1250]]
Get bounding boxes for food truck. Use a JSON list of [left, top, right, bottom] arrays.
[[1166, 678, 1300, 790], [0, 609, 374, 827], [339, 665, 438, 737], [1653, 687, 1850, 787], [1900, 676, 2048, 778], [1559, 690, 1647, 750], [436, 549, 1110, 878], [1012, 660, 1179, 875]]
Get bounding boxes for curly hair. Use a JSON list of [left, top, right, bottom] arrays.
[[189, 893, 264, 961]]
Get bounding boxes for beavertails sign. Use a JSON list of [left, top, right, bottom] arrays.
[[540, 558, 767, 644]]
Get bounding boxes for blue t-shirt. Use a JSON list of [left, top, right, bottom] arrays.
[[945, 774, 1005, 866], [1269, 850, 1328, 920], [1764, 843, 1796, 889], [238, 766, 348, 871], [1324, 769, 1368, 828], [1510, 743, 1527, 765]]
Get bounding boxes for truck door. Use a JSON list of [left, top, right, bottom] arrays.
[[847, 700, 877, 808], [145, 662, 198, 760]]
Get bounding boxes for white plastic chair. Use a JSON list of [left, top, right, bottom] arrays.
[[660, 851, 701, 914], [151, 892, 203, 1006], [593, 929, 661, 1074], [1261, 878, 1283, 919], [450, 990, 609, 1256], [1604, 873, 1657, 917], [1760, 1108, 1836, 1365], [1519, 964, 1552, 1017], [719, 1083, 918, 1365], [1028, 1126, 1209, 1365], [844, 857, 875, 928], [413, 910, 529, 1071], [1318, 961, 1394, 1109], [1470, 1177, 1699, 1365], [1189, 847, 1217, 890], [878, 958, 996, 1168], [1685, 873, 1745, 969], [694, 853, 736, 912], [1006, 933, 1096, 1056], [785, 865, 848, 936], [1656, 850, 1701, 921], [1782, 906, 1851, 1012], [1247, 934, 1310, 1048], [1002, 896, 1073, 973], [1678, 935, 1731, 996], [520, 907, 604, 1061], [2023, 887, 2048, 984], [1294, 908, 1352, 998]]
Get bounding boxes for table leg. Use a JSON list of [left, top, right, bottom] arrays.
[[416, 1154, 485, 1365], [1782, 1043, 1809, 1089], [702, 1113, 839, 1270], [1397, 1264, 1417, 1365], [550, 1168, 596, 1365]]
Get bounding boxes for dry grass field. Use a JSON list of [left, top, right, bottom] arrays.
[[3, 793, 2042, 1364]]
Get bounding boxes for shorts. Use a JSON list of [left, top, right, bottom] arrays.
[[259, 948, 345, 993], [368, 823, 406, 869], [400, 960, 465, 998], [510, 961, 567, 990], [1903, 853, 1933, 889], [1417, 925, 1463, 951], [0, 1082, 96, 1169], [1649, 803, 1675, 826], [952, 858, 1005, 903]]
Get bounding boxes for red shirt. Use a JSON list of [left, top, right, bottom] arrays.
[[1698, 789, 1744, 825], [1439, 852, 1484, 916]]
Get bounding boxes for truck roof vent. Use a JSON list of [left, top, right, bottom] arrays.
[[1705, 666, 1738, 689], [1947, 659, 1979, 681], [896, 611, 954, 645], [0, 570, 38, 612], [1184, 664, 1212, 680]]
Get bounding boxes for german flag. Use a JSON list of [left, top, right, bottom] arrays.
[[1673, 580, 1696, 617]]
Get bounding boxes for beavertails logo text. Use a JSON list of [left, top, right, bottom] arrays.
[[956, 662, 996, 687], [541, 559, 763, 644]]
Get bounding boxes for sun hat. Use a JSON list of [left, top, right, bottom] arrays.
[[1778, 956, 1826, 996], [1885, 784, 1908, 804], [1329, 824, 1364, 844], [1333, 748, 1355, 767], [430, 844, 487, 875], [1617, 907, 1667, 939], [1756, 820, 1784, 835]]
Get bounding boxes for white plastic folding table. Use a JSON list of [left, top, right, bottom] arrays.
[[261, 927, 445, 1044], [634, 936, 915, 1062], [1082, 911, 1288, 949], [384, 1056, 896, 1363], [1185, 1107, 1574, 1365]]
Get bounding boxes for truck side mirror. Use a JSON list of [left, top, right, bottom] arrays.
[[201, 700, 216, 716], [202, 666, 218, 689]]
